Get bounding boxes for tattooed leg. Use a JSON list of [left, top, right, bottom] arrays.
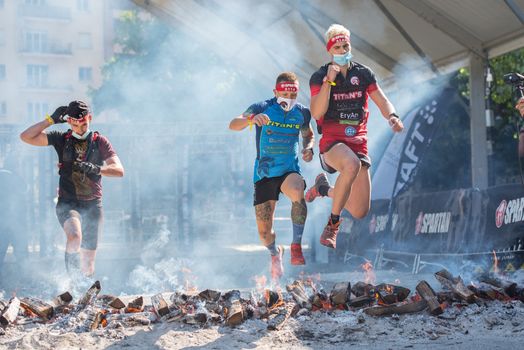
[[255, 200, 276, 249], [291, 199, 307, 244]]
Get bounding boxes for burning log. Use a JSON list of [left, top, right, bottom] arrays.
[[105, 311, 156, 326], [151, 294, 170, 317], [83, 308, 104, 331], [434, 269, 475, 303], [224, 290, 243, 327], [364, 299, 428, 317], [416, 281, 443, 315], [351, 281, 374, 297], [0, 297, 20, 327], [267, 303, 297, 331], [126, 296, 144, 312], [20, 297, 54, 320], [479, 276, 517, 297], [265, 289, 284, 310], [311, 289, 331, 311], [375, 284, 410, 303], [108, 298, 126, 310], [436, 291, 457, 304], [468, 282, 510, 301], [348, 295, 374, 308], [53, 292, 73, 306], [286, 280, 312, 309], [78, 281, 101, 308], [198, 289, 221, 302], [97, 295, 126, 310], [183, 312, 208, 325], [330, 282, 350, 307]]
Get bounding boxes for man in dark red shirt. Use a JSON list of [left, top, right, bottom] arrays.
[[306, 24, 403, 249], [20, 101, 124, 277]]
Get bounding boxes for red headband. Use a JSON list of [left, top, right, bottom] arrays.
[[276, 81, 299, 92], [326, 34, 350, 51]]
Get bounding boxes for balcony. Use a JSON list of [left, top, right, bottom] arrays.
[[22, 83, 73, 93], [19, 42, 73, 56], [17, 4, 71, 21]]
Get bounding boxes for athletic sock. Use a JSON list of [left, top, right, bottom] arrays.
[[330, 213, 340, 225], [292, 223, 304, 244], [65, 252, 80, 274], [266, 241, 279, 256]]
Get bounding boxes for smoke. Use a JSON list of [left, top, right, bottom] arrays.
[[0, 1, 476, 298]]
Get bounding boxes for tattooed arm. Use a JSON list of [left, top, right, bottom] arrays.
[[301, 124, 315, 162]]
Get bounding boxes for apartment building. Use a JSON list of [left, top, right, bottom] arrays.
[[0, 0, 132, 125]]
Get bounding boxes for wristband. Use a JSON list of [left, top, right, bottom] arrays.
[[323, 76, 336, 86], [247, 114, 254, 131], [388, 113, 399, 126], [45, 114, 54, 125]]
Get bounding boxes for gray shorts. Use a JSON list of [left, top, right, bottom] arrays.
[[56, 198, 103, 250]]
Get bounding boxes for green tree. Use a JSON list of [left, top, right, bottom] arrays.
[[90, 10, 262, 122]]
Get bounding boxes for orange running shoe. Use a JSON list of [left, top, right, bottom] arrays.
[[271, 245, 284, 281], [305, 173, 330, 203], [320, 218, 341, 249], [290, 243, 306, 265]]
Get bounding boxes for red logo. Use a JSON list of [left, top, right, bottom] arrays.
[[415, 212, 423, 235], [495, 200, 507, 228], [350, 76, 360, 85]]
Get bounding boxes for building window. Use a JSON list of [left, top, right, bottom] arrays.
[[27, 102, 49, 121], [25, 0, 46, 5], [0, 102, 6, 117], [26, 64, 48, 87], [24, 31, 48, 52], [0, 65, 5, 80], [79, 67, 92, 81], [78, 32, 92, 49], [77, 0, 89, 12]]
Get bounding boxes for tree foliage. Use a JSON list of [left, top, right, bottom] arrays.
[[90, 11, 262, 122]]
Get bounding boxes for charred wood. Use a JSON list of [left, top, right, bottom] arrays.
[[416, 281, 443, 315], [151, 294, 170, 317], [0, 297, 20, 327], [351, 282, 374, 297], [434, 269, 474, 303], [330, 282, 350, 307], [364, 299, 428, 317], [78, 281, 101, 308], [20, 297, 54, 320], [224, 290, 243, 327]]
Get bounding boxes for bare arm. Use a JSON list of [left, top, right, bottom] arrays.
[[369, 85, 404, 132], [19, 120, 51, 146], [229, 114, 250, 131], [101, 155, 124, 177], [517, 98, 524, 118], [310, 65, 339, 120], [300, 124, 315, 162], [229, 113, 269, 131]]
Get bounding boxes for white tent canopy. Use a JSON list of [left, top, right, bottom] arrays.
[[133, 0, 524, 188]]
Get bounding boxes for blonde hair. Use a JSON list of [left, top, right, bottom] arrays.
[[325, 24, 350, 42]]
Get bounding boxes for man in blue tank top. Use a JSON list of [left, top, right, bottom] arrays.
[[229, 72, 315, 282]]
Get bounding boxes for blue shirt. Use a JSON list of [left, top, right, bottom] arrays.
[[243, 98, 311, 183]]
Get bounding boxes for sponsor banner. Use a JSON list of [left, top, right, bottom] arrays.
[[342, 184, 524, 256], [391, 188, 475, 253], [483, 184, 524, 251], [341, 199, 397, 255]]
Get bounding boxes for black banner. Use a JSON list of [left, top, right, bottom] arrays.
[[482, 184, 524, 251]]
